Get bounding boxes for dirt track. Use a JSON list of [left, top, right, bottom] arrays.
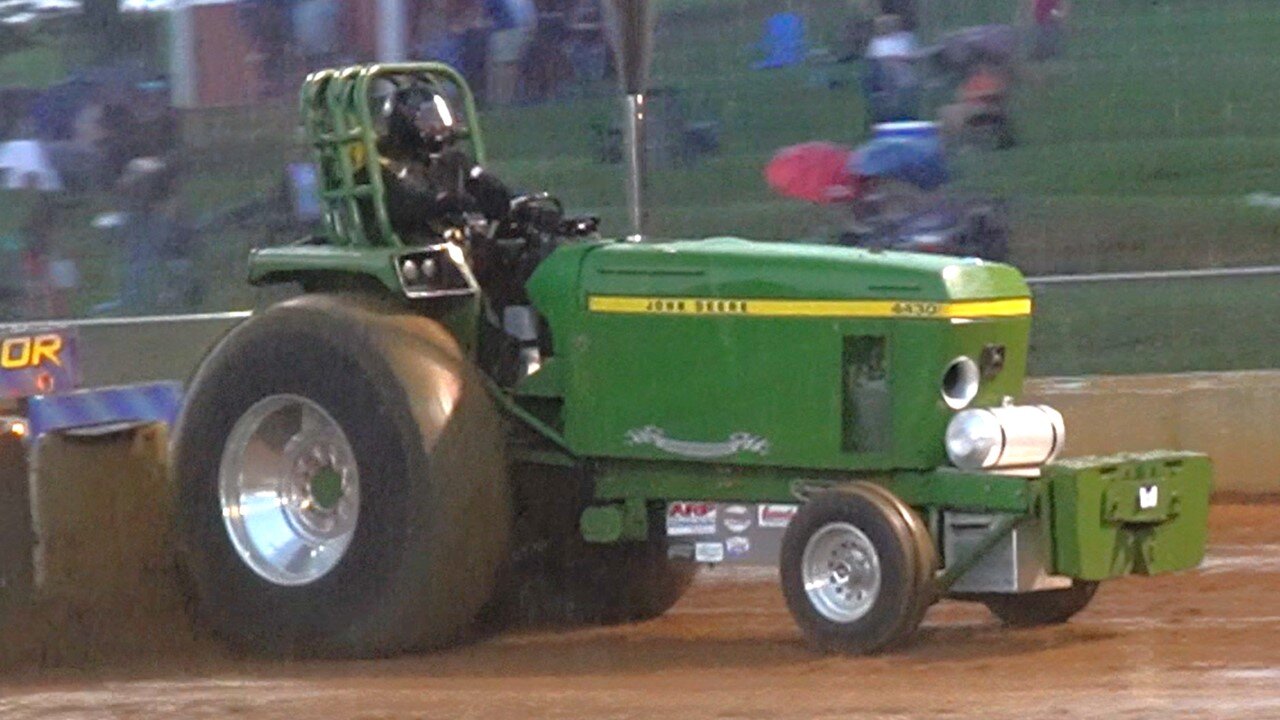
[[1, 504, 1278, 719]]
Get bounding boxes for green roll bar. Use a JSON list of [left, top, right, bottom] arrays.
[[299, 63, 487, 249]]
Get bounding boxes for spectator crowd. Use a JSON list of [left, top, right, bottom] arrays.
[[410, 0, 617, 105], [237, 0, 615, 107], [0, 67, 193, 322], [0, 0, 1073, 324]]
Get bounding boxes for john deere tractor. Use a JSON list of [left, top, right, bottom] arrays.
[[172, 64, 1211, 658]]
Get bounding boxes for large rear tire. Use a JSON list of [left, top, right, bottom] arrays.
[[558, 537, 697, 625], [172, 294, 512, 658]]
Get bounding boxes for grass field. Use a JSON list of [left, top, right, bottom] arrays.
[[473, 0, 1280, 275], [1030, 274, 1280, 375], [3, 0, 1278, 374]]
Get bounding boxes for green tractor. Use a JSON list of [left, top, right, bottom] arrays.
[[172, 64, 1211, 658]]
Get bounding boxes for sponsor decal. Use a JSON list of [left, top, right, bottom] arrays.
[[695, 542, 725, 563], [758, 504, 799, 529], [0, 329, 80, 399], [722, 504, 752, 533], [627, 426, 770, 459], [667, 543, 695, 561], [1139, 485, 1159, 510], [725, 536, 750, 557], [0, 333, 65, 370], [666, 501, 717, 537]]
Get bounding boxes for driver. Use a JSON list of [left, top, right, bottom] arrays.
[[373, 84, 513, 239]]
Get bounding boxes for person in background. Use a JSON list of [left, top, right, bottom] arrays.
[[293, 0, 343, 69], [566, 0, 609, 86], [937, 60, 1015, 148], [99, 85, 142, 185], [0, 174, 47, 320], [1027, 0, 1068, 61], [861, 14, 922, 124], [44, 85, 107, 193], [836, 0, 878, 63], [865, 13, 917, 60], [0, 232, 22, 321], [17, 179, 72, 320], [878, 0, 917, 31], [113, 157, 199, 315], [485, 0, 538, 105], [127, 81, 180, 162], [0, 119, 65, 193], [454, 0, 493, 98], [238, 0, 295, 97], [414, 0, 462, 65]]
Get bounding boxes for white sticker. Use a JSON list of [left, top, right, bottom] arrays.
[[667, 501, 717, 536], [1138, 485, 1159, 510], [758, 504, 799, 528], [667, 543, 695, 561], [695, 542, 725, 563], [725, 535, 750, 557], [723, 504, 752, 533]]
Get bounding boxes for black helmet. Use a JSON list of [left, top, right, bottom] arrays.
[[379, 83, 463, 160]]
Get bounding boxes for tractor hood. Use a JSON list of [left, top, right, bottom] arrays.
[[525, 237, 1035, 472], [528, 237, 1032, 345], [569, 237, 1028, 305]]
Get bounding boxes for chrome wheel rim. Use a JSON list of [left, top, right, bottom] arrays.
[[802, 522, 882, 623], [219, 394, 360, 586]]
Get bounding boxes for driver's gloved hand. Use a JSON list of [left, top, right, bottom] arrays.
[[432, 190, 478, 218], [466, 167, 513, 220], [559, 216, 600, 236], [509, 194, 563, 234]]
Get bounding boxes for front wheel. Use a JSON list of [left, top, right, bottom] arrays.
[[982, 582, 1100, 627], [780, 486, 934, 654]]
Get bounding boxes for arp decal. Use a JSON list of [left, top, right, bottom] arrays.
[[667, 501, 717, 537]]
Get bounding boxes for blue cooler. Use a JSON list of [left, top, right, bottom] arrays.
[[871, 121, 940, 142], [854, 121, 949, 191]]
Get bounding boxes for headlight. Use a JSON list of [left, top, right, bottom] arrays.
[[395, 247, 476, 298], [1, 417, 29, 439], [945, 404, 1065, 470], [401, 259, 420, 282], [941, 356, 980, 410]]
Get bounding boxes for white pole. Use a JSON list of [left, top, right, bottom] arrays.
[[376, 0, 407, 62], [169, 0, 197, 109]]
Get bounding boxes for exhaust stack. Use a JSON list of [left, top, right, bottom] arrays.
[[607, 0, 655, 241]]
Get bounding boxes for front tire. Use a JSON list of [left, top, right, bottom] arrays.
[[781, 486, 932, 654], [172, 295, 512, 658], [982, 581, 1099, 627]]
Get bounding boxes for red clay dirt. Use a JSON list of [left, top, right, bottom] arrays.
[[1, 504, 1277, 719]]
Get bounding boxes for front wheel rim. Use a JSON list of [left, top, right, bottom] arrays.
[[218, 394, 360, 587], [801, 522, 882, 623]]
